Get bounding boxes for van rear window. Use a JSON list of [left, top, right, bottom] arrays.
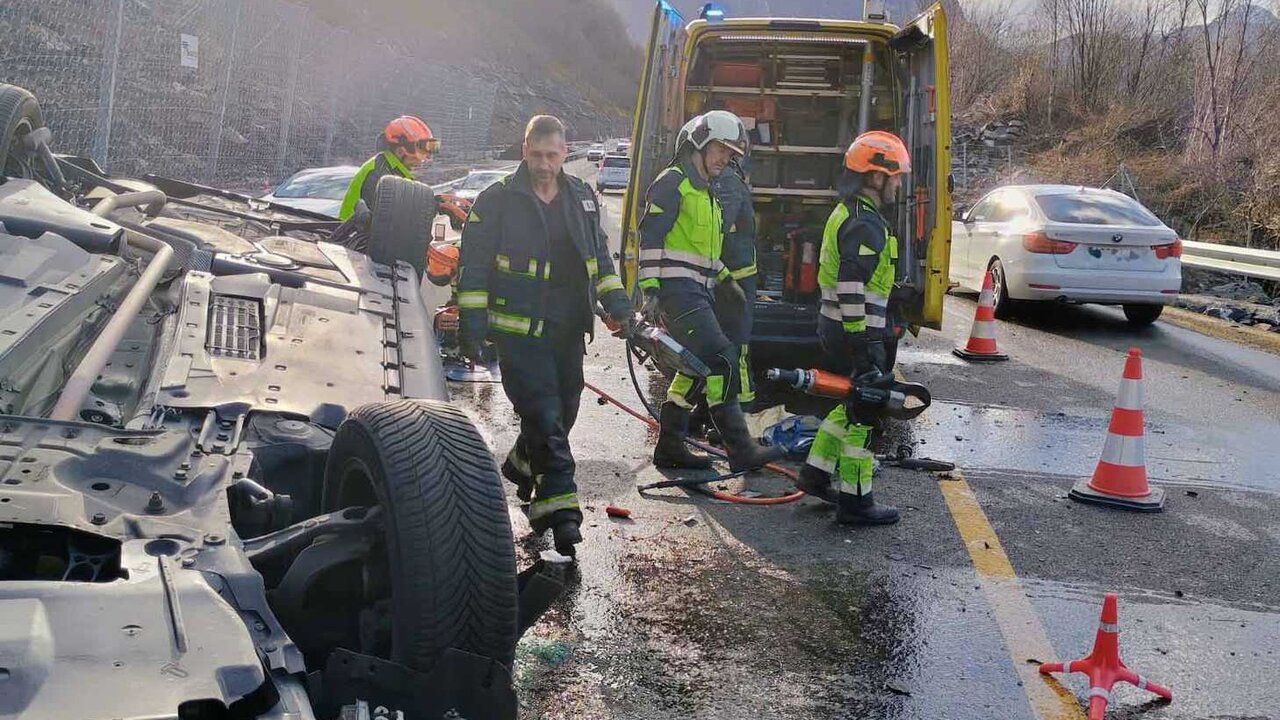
[[602, 156, 630, 168]]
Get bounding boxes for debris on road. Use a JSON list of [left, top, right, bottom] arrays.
[[605, 505, 633, 519]]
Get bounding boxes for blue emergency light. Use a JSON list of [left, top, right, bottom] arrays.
[[699, 3, 726, 21]]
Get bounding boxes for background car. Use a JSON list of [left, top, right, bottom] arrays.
[[615, 140, 631, 156], [596, 153, 630, 193], [951, 185, 1182, 325], [445, 169, 508, 201], [587, 143, 606, 161], [260, 165, 358, 218]]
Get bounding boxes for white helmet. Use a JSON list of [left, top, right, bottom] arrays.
[[678, 111, 748, 156]]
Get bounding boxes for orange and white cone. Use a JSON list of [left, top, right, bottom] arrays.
[[1039, 593, 1173, 720], [1069, 348, 1165, 511], [952, 270, 1009, 361]]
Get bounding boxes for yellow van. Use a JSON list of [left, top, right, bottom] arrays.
[[621, 2, 952, 347]]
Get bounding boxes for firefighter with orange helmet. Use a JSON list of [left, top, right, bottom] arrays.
[[339, 115, 440, 220], [795, 131, 911, 526]]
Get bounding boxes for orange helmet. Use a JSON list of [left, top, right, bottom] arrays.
[[844, 131, 910, 176], [384, 116, 440, 164]]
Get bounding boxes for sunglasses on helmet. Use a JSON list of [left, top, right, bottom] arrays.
[[398, 138, 441, 154]]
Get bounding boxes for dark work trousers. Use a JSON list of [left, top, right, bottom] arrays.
[[494, 321, 586, 531], [661, 289, 740, 409], [713, 274, 758, 403]]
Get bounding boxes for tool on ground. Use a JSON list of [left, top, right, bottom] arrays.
[[637, 469, 751, 492], [953, 270, 1010, 361], [1039, 593, 1173, 719], [602, 312, 712, 378], [585, 380, 804, 505], [1070, 347, 1165, 511], [764, 368, 932, 420]]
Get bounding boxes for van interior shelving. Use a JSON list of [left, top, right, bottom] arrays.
[[684, 36, 903, 323]]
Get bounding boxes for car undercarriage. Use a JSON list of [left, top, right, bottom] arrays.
[[0, 82, 556, 720]]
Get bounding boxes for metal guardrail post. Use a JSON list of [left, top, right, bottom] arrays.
[[208, 0, 243, 183], [92, 0, 126, 169]]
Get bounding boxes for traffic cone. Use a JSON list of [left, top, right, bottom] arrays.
[[1040, 593, 1173, 720], [952, 270, 1009, 361], [1069, 348, 1165, 511]]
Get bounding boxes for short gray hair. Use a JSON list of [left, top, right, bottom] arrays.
[[524, 115, 566, 143]]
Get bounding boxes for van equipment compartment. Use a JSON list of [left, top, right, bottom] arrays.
[[778, 155, 840, 189]]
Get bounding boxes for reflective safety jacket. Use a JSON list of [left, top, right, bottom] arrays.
[[712, 165, 757, 281], [818, 194, 898, 336], [339, 150, 414, 220], [456, 163, 629, 341], [637, 156, 730, 296]]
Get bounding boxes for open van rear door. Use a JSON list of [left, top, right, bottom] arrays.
[[621, 1, 687, 294], [891, 3, 950, 330]]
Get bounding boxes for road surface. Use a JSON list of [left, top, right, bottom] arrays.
[[442, 159, 1280, 720]]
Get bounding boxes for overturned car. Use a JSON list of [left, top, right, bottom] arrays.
[[0, 83, 556, 720]]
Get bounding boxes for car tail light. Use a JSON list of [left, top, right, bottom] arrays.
[[1152, 238, 1183, 259], [1022, 232, 1077, 254]]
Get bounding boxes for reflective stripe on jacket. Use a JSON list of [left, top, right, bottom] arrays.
[[637, 156, 730, 295], [818, 195, 898, 335]]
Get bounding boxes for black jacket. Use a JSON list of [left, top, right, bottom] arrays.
[[457, 163, 630, 341]]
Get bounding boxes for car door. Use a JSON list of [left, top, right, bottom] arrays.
[[968, 191, 1023, 278], [954, 192, 999, 289], [890, 2, 951, 331], [621, 1, 688, 294]]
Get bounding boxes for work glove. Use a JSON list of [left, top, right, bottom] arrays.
[[850, 335, 889, 377], [640, 288, 661, 323], [715, 278, 747, 312], [846, 367, 894, 422], [610, 311, 638, 339]]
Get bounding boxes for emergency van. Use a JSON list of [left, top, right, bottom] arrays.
[[621, 1, 952, 346]]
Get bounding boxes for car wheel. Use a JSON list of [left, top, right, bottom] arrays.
[[370, 175, 436, 278], [0, 83, 44, 179], [988, 259, 1018, 319], [324, 400, 518, 672], [1122, 303, 1163, 326]]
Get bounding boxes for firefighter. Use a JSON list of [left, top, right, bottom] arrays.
[[712, 149, 759, 408], [456, 115, 632, 556], [795, 131, 910, 526], [639, 111, 783, 472], [339, 115, 439, 220]]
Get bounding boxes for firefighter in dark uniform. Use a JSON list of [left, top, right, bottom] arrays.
[[639, 111, 783, 472], [339, 115, 439, 220], [795, 131, 911, 526], [457, 115, 632, 556], [712, 154, 759, 407]]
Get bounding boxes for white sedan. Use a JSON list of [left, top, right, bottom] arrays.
[[260, 165, 358, 218], [950, 185, 1182, 325]]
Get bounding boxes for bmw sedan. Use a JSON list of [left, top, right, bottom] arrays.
[[951, 185, 1182, 325]]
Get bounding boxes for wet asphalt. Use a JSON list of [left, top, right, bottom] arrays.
[[437, 160, 1280, 720]]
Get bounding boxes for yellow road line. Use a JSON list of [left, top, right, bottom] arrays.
[[938, 471, 1086, 720]]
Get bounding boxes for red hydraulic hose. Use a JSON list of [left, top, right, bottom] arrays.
[[584, 381, 805, 506]]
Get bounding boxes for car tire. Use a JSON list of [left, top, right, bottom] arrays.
[[988, 259, 1019, 319], [370, 175, 437, 278], [0, 83, 44, 179], [1122, 303, 1163, 326], [323, 400, 518, 672]]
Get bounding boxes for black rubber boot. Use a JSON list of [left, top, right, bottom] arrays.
[[795, 465, 836, 503], [552, 520, 582, 557], [710, 402, 786, 473], [501, 448, 534, 503], [836, 490, 900, 526], [653, 402, 713, 469]]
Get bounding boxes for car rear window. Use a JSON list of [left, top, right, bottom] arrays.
[[602, 156, 630, 168], [1034, 192, 1162, 227]]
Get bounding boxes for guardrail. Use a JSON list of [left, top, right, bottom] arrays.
[[1181, 240, 1280, 283]]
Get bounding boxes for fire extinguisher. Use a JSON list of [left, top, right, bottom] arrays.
[[785, 230, 820, 301]]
